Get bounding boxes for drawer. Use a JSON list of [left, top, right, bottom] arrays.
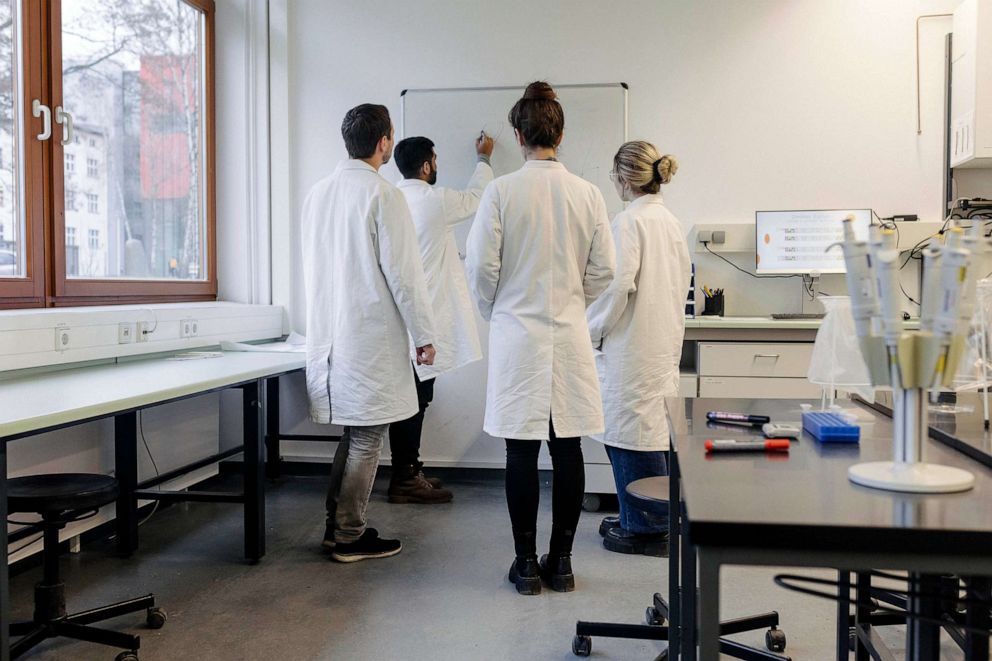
[[698, 342, 813, 378], [679, 373, 698, 398], [699, 376, 822, 399]]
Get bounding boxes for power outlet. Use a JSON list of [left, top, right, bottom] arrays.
[[136, 321, 154, 342], [118, 322, 135, 344], [180, 318, 199, 338], [54, 325, 71, 352]]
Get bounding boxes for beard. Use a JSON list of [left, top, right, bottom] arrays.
[[427, 165, 438, 185]]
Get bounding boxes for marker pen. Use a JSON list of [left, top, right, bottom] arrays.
[[705, 411, 771, 426], [705, 439, 790, 453]]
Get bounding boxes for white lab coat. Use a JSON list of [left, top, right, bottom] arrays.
[[397, 161, 493, 380], [586, 193, 691, 451], [466, 160, 616, 440], [301, 159, 436, 426]]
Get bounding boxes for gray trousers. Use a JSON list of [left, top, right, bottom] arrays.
[[325, 424, 388, 544]]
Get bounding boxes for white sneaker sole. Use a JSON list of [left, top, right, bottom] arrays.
[[331, 546, 402, 563]]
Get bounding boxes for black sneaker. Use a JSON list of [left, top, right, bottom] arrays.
[[599, 516, 620, 537], [539, 553, 575, 592], [322, 523, 336, 550], [331, 528, 401, 563], [603, 527, 669, 557], [508, 556, 542, 595]]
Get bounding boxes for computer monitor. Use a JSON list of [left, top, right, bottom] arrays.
[[755, 209, 872, 274]]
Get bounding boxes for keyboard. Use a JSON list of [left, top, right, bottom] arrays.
[[770, 313, 825, 320], [801, 411, 860, 443]]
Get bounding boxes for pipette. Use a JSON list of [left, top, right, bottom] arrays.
[[837, 215, 879, 340]]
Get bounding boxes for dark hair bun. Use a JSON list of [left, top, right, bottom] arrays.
[[523, 81, 557, 101]]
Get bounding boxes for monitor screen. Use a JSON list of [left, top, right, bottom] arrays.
[[755, 209, 872, 274]]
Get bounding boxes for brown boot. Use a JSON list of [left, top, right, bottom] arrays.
[[388, 465, 453, 504], [415, 461, 443, 489]]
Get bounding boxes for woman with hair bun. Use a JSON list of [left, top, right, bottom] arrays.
[[466, 82, 616, 595], [587, 140, 691, 556]]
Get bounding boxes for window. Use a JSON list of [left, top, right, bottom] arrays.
[[0, 222, 4, 241], [0, 0, 216, 308]]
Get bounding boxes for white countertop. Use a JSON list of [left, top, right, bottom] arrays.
[[0, 350, 305, 439]]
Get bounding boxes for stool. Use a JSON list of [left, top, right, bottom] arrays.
[[7, 473, 166, 660], [573, 476, 788, 660]]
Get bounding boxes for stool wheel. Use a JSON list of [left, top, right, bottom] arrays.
[[849, 626, 857, 651], [147, 607, 167, 629], [115, 652, 139, 661], [572, 635, 592, 657], [765, 627, 787, 652], [581, 494, 601, 512], [645, 605, 666, 626]]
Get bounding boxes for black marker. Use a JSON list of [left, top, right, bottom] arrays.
[[706, 411, 771, 426]]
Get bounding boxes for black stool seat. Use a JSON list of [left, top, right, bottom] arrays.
[[627, 476, 669, 505], [8, 473, 119, 515]]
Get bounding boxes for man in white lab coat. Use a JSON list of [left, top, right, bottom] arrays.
[[385, 134, 494, 504], [301, 104, 437, 563]]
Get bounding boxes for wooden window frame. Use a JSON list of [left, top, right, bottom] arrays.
[[0, 0, 217, 310]]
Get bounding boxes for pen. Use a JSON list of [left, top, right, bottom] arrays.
[[706, 411, 771, 426], [705, 439, 790, 453]]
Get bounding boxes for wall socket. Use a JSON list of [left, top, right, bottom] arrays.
[[136, 321, 154, 342], [54, 325, 71, 352], [118, 322, 135, 344], [180, 318, 199, 339], [698, 230, 726, 244]]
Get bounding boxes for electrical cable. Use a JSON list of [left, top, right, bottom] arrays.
[[702, 242, 801, 280], [137, 410, 161, 527], [773, 573, 992, 636]]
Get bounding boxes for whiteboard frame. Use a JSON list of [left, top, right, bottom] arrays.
[[399, 82, 629, 142]]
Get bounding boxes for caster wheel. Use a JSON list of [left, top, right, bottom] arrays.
[[581, 494, 601, 512], [115, 652, 139, 661], [765, 627, 786, 653], [146, 607, 167, 630], [572, 635, 592, 657], [645, 605, 666, 626]]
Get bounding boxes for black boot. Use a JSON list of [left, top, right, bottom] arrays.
[[599, 516, 620, 537], [539, 553, 575, 592], [508, 555, 542, 595], [603, 528, 669, 557]]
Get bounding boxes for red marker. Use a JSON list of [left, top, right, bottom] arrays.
[[705, 439, 790, 453]]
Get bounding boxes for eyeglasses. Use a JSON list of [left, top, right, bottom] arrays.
[[608, 170, 618, 182]]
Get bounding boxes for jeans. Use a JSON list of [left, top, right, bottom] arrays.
[[325, 424, 388, 544], [605, 444, 669, 534], [388, 370, 435, 468], [505, 423, 585, 558]]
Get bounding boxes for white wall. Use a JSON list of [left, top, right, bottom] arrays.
[[274, 0, 992, 465]]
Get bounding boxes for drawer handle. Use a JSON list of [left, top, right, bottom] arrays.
[[753, 353, 781, 359]]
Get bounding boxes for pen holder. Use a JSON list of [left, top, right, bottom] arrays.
[[702, 292, 724, 316]]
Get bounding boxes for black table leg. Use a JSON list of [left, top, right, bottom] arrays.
[[669, 449, 681, 660], [963, 576, 990, 661], [265, 377, 281, 481], [837, 571, 851, 661], [681, 496, 697, 661], [907, 573, 941, 661], [855, 572, 872, 661], [244, 380, 265, 562], [1, 439, 10, 661], [114, 412, 139, 556]]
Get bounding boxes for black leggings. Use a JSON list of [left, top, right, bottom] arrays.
[[505, 427, 585, 558]]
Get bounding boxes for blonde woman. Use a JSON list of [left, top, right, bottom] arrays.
[[587, 141, 690, 556]]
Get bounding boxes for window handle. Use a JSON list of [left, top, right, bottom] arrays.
[[32, 99, 51, 141], [55, 106, 74, 146]]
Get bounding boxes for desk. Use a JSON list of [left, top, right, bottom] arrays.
[[669, 397, 992, 661], [0, 350, 305, 661]]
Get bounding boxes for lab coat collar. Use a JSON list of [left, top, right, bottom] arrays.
[[627, 192, 664, 209], [522, 159, 567, 170], [338, 159, 379, 173], [397, 178, 431, 189]]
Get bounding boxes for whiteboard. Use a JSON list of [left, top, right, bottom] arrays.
[[398, 83, 628, 248]]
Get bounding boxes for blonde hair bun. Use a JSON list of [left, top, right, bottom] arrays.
[[613, 141, 678, 195], [656, 154, 678, 184]]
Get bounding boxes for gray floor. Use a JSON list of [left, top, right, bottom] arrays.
[[8, 472, 964, 660]]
